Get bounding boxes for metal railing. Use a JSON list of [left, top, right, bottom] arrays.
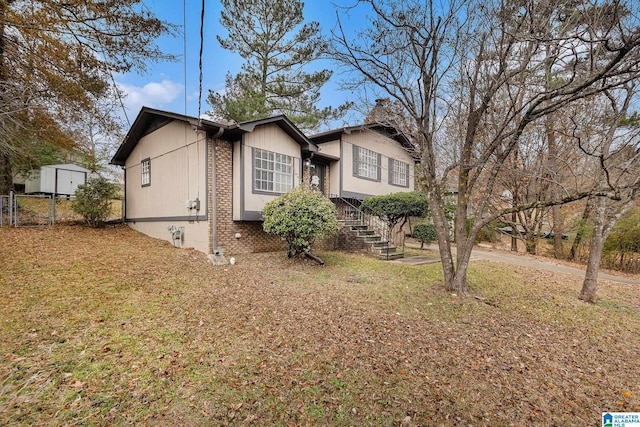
[[330, 194, 405, 259]]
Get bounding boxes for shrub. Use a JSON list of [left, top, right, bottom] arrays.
[[262, 186, 338, 263], [361, 191, 429, 230], [412, 223, 437, 248], [71, 177, 119, 227]]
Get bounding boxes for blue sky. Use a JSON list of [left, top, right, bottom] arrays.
[[116, 0, 364, 129]]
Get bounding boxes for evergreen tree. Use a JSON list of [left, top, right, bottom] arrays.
[[207, 0, 350, 131]]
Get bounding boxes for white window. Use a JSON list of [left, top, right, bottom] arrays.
[[389, 159, 409, 187], [353, 145, 381, 181], [254, 148, 293, 194], [141, 158, 151, 187]]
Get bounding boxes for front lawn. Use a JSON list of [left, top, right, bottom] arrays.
[[0, 226, 638, 425]]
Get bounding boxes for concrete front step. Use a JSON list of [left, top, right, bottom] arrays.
[[374, 246, 397, 255], [338, 217, 405, 260], [378, 251, 405, 260], [340, 220, 364, 227], [357, 230, 378, 238], [353, 229, 372, 236], [350, 224, 368, 230]]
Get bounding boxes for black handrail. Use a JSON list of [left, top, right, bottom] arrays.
[[330, 194, 404, 260]]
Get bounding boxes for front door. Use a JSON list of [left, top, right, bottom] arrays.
[[309, 163, 325, 194]]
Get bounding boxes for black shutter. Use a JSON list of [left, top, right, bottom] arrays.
[[405, 162, 410, 188], [353, 145, 359, 177]]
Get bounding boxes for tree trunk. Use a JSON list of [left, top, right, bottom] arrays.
[[453, 185, 471, 293], [0, 3, 13, 196], [568, 196, 594, 261], [510, 210, 518, 252], [0, 153, 12, 195], [579, 198, 607, 303], [429, 187, 455, 291], [546, 119, 565, 259], [303, 248, 325, 265], [552, 206, 563, 258], [452, 238, 471, 294], [525, 233, 537, 255]]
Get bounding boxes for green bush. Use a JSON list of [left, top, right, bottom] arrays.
[[361, 191, 429, 229], [71, 177, 119, 227], [412, 223, 437, 248], [262, 186, 338, 262]]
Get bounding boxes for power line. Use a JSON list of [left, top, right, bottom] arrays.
[[183, 0, 188, 116], [197, 0, 205, 121]]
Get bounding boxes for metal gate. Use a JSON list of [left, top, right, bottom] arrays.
[[1, 192, 56, 227]]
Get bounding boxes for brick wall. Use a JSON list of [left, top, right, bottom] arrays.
[[207, 140, 345, 255], [323, 165, 330, 197], [209, 138, 286, 255], [315, 224, 367, 251]]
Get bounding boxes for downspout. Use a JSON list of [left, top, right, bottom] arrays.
[[122, 166, 126, 223], [210, 127, 224, 253]]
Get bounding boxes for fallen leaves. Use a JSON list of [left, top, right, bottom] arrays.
[[0, 225, 639, 426]]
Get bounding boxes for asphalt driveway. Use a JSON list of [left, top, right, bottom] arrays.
[[400, 243, 640, 286]]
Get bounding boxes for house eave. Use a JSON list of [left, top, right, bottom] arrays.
[[235, 115, 318, 153], [110, 107, 228, 166], [310, 123, 419, 162]]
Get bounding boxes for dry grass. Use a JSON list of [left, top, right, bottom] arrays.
[[0, 225, 639, 426]]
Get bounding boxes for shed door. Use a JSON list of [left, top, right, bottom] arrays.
[[56, 169, 86, 195]]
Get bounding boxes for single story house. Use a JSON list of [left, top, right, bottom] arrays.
[[110, 107, 418, 257]]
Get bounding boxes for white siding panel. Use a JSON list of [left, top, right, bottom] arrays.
[[319, 139, 340, 157], [125, 121, 207, 220]]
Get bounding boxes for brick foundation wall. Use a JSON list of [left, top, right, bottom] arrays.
[[315, 224, 368, 251], [210, 139, 286, 255]]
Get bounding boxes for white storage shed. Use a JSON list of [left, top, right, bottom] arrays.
[[24, 164, 91, 196]]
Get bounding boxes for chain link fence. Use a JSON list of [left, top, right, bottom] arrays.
[[1, 192, 122, 227]]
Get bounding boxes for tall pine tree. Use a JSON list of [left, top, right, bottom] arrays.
[[207, 0, 349, 131]]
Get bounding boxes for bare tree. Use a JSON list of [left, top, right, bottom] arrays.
[[0, 0, 175, 193], [331, 0, 640, 293], [574, 84, 640, 302]]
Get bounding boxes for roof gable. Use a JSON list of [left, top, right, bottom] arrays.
[[222, 115, 317, 152], [310, 123, 418, 161], [110, 108, 317, 166]]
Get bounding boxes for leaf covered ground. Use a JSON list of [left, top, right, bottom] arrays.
[[1, 225, 639, 426]]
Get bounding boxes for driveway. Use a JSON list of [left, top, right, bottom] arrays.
[[400, 243, 640, 286]]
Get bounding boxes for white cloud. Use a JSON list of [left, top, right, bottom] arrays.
[[117, 79, 183, 115]]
